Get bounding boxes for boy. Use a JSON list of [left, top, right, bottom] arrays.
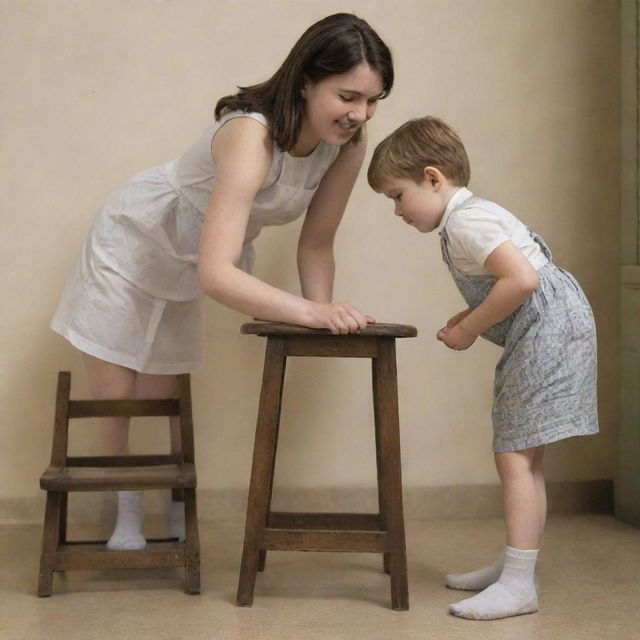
[[368, 116, 598, 620]]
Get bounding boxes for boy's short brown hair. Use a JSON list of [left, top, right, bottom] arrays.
[[367, 116, 470, 190]]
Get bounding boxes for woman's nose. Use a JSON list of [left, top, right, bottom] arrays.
[[365, 101, 377, 121], [348, 103, 367, 123]]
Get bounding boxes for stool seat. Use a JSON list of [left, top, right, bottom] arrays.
[[241, 321, 417, 338], [236, 321, 416, 610]]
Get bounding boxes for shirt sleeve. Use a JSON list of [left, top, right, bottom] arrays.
[[446, 207, 511, 268]]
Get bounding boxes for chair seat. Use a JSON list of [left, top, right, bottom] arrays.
[[40, 463, 196, 492]]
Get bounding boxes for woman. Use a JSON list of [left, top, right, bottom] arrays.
[[51, 13, 394, 550]]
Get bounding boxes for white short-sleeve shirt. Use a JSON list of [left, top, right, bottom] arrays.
[[438, 187, 549, 276]]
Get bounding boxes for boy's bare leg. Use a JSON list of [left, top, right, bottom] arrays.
[[446, 446, 546, 591], [449, 447, 543, 620]]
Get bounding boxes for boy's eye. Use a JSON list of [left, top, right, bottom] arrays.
[[339, 95, 355, 102]]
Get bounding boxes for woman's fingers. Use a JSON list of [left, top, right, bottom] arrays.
[[322, 302, 369, 334]]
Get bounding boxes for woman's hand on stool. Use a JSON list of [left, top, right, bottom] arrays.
[[311, 301, 372, 334]]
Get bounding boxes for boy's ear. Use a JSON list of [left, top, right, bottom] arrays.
[[423, 166, 441, 188]]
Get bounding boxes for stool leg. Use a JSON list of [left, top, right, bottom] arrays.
[[237, 337, 286, 606], [257, 364, 285, 573], [373, 338, 409, 611], [37, 491, 62, 597], [183, 488, 201, 594], [373, 361, 390, 575]]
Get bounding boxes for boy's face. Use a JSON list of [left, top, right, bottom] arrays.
[[378, 174, 448, 233]]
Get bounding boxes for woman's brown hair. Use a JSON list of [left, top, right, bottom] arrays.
[[215, 13, 393, 151]]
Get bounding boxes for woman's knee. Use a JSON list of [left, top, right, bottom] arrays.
[[134, 373, 179, 399], [83, 353, 137, 399]]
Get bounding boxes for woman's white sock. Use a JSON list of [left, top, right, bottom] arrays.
[[107, 491, 146, 550], [445, 548, 505, 590], [449, 546, 538, 620]]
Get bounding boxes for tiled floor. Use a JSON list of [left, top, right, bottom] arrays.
[[1, 515, 639, 640]]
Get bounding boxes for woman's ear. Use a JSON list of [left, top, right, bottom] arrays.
[[300, 76, 310, 99]]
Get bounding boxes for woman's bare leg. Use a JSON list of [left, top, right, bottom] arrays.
[[135, 372, 184, 540], [83, 354, 136, 454], [82, 354, 146, 549]]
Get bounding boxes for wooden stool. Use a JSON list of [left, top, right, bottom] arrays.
[[37, 371, 200, 596], [236, 321, 417, 610]]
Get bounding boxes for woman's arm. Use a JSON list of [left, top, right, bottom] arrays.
[[296, 132, 368, 303], [437, 240, 539, 349], [197, 118, 368, 333]]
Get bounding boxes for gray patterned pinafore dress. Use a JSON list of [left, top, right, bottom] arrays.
[[440, 196, 599, 452]]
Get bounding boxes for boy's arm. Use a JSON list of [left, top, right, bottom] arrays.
[[437, 240, 539, 349]]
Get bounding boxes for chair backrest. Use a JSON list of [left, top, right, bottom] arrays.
[[48, 371, 194, 468]]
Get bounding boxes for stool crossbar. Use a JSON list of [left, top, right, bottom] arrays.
[[236, 322, 417, 610], [37, 371, 200, 596]]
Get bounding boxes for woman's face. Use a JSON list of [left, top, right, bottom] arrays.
[[298, 62, 384, 153]]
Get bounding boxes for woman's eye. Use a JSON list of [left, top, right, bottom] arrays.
[[339, 95, 354, 102]]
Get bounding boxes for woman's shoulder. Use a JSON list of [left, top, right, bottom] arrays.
[[216, 109, 269, 130], [211, 111, 273, 157]]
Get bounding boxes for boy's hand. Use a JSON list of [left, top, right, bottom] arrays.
[[436, 323, 477, 350], [445, 308, 472, 328]]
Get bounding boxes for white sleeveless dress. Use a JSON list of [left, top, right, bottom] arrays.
[[51, 111, 340, 373]]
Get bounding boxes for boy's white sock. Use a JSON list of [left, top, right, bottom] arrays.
[[107, 491, 146, 550], [449, 546, 538, 620], [445, 548, 505, 590], [169, 500, 185, 542]]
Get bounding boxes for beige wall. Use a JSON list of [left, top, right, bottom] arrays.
[[1, 1, 619, 507]]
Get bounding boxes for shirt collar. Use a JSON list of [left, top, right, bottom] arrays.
[[438, 186, 473, 233]]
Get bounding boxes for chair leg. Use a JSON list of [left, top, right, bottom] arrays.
[[237, 337, 286, 606], [37, 491, 62, 597], [59, 492, 68, 544], [373, 339, 409, 611], [183, 488, 201, 594], [372, 360, 390, 575]]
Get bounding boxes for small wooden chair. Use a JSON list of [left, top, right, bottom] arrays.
[[37, 371, 200, 596], [236, 322, 417, 610]]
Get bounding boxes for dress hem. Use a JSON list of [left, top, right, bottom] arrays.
[[50, 321, 202, 375], [492, 419, 599, 452]]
